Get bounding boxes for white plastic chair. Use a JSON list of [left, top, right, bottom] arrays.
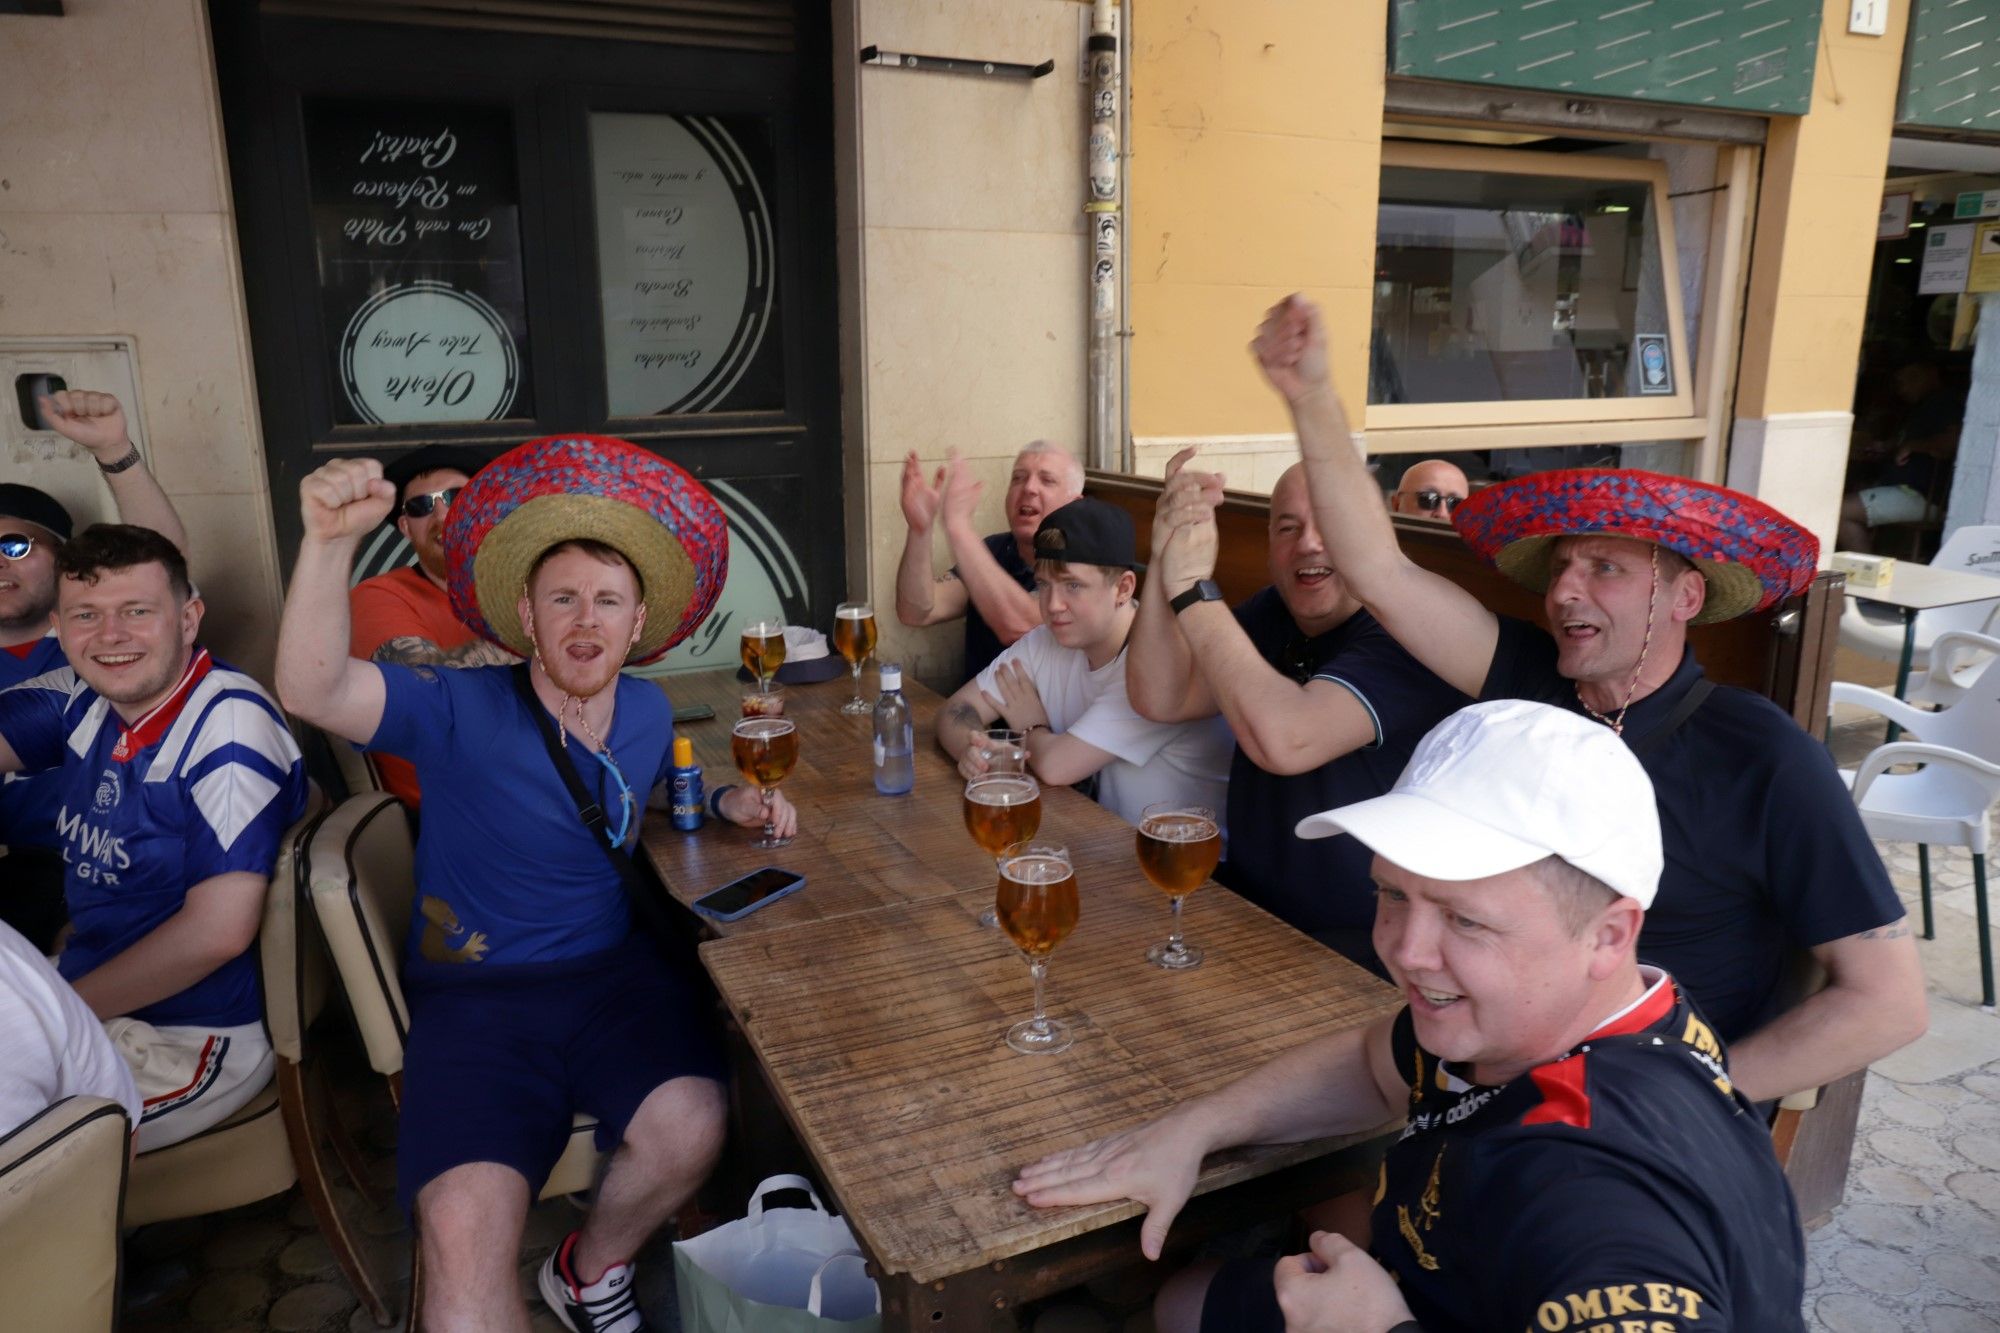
[[1906, 629, 2000, 709], [1839, 525, 2000, 674], [1830, 680, 2000, 1009]]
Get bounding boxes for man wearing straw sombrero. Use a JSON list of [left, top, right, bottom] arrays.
[[1225, 295, 1925, 1109], [278, 437, 793, 1333]]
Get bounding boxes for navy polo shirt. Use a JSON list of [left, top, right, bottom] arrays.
[[958, 532, 1037, 683], [1482, 615, 1903, 1041], [1220, 589, 1467, 959], [1375, 974, 1805, 1333]]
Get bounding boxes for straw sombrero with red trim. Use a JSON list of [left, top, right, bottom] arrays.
[[1452, 469, 1817, 625], [442, 435, 728, 664]]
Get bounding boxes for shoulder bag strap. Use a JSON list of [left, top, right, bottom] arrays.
[[1628, 678, 1715, 756], [508, 664, 678, 945]]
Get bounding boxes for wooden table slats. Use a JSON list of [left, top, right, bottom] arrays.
[[646, 668, 1402, 1298]]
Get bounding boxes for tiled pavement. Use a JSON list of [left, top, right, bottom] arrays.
[[122, 707, 2000, 1332]]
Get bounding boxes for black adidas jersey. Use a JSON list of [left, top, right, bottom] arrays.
[[1372, 975, 1805, 1333]]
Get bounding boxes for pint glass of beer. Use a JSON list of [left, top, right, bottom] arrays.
[[982, 728, 1028, 775], [995, 841, 1078, 1054], [740, 620, 787, 689], [731, 715, 799, 849], [1136, 803, 1222, 970], [833, 601, 878, 715]]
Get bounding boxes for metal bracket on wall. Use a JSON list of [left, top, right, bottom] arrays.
[[859, 46, 1053, 79]]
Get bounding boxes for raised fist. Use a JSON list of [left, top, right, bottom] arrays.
[[300, 459, 397, 543], [1251, 294, 1332, 405], [39, 390, 133, 461]]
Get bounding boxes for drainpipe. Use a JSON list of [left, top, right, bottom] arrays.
[[1086, 0, 1122, 472]]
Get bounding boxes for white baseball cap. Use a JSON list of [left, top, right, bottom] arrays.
[[1294, 699, 1662, 908]]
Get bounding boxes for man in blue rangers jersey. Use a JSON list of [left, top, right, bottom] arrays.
[[0, 389, 190, 952], [277, 441, 792, 1333], [1015, 701, 1805, 1333], [0, 524, 309, 1151]]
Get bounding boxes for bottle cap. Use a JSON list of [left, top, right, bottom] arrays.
[[879, 662, 903, 691], [673, 736, 695, 767]]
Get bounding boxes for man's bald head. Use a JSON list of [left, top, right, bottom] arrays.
[[1390, 459, 1470, 520]]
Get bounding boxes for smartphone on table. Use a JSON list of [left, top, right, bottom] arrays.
[[692, 867, 805, 922]]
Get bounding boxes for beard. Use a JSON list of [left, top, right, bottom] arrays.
[[0, 585, 55, 637], [535, 636, 623, 699]]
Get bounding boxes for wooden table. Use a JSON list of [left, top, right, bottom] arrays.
[[641, 668, 1135, 933], [655, 671, 1403, 1329]]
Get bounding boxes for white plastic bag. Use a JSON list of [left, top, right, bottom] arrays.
[[673, 1174, 882, 1333]]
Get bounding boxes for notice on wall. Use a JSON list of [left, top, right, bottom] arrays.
[[1919, 224, 1976, 295], [1879, 192, 1912, 240], [590, 112, 780, 417], [1633, 333, 1673, 396], [1966, 221, 2000, 294], [305, 100, 531, 425], [1957, 190, 2000, 220]]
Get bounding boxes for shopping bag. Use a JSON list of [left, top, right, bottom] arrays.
[[674, 1174, 882, 1333]]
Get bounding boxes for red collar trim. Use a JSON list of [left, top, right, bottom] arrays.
[[111, 649, 213, 762], [3, 640, 39, 660], [1584, 968, 1677, 1041]]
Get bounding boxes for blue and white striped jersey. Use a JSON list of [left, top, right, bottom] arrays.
[[0, 649, 309, 1027]]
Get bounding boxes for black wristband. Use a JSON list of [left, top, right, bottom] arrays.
[[97, 444, 143, 475], [708, 784, 736, 822], [1384, 1322, 1426, 1333]]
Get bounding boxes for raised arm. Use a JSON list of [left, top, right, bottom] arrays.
[[894, 452, 972, 628], [1128, 448, 1221, 723], [938, 455, 1040, 647], [1254, 297, 1498, 697], [40, 391, 188, 554], [276, 460, 394, 744], [1014, 1014, 1405, 1259]]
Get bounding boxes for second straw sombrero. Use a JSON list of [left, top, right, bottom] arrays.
[[1452, 469, 1817, 625], [443, 435, 728, 664]]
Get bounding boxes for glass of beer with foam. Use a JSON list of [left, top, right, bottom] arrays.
[[966, 772, 1040, 928], [730, 715, 799, 849], [1136, 802, 1222, 970], [833, 601, 878, 715], [995, 841, 1078, 1054]]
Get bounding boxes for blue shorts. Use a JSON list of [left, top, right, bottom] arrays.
[[1200, 1257, 1282, 1333], [396, 936, 726, 1216]]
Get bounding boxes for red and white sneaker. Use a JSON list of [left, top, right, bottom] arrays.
[[537, 1231, 648, 1333]]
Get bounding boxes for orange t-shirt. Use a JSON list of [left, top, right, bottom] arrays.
[[348, 566, 482, 808]]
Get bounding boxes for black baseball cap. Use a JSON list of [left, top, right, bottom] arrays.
[[382, 445, 489, 502], [1033, 497, 1143, 573], [0, 484, 73, 543]]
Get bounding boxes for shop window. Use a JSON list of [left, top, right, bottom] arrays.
[[589, 112, 787, 417], [305, 99, 537, 427], [1366, 142, 1694, 430]]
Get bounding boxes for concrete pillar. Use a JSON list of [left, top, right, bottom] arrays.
[[1727, 0, 1911, 556], [1944, 292, 2000, 541]]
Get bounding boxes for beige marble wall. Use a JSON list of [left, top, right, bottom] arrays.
[[840, 0, 1093, 688], [0, 0, 281, 679]]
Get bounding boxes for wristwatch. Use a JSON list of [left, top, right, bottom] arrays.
[[97, 444, 143, 475], [1169, 578, 1225, 615]]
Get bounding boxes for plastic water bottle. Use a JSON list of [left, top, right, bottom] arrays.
[[872, 662, 915, 795]]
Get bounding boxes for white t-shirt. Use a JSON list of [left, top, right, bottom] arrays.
[[0, 919, 140, 1137], [976, 625, 1233, 828]]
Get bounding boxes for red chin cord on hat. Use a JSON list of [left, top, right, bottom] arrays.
[[1575, 543, 1660, 738]]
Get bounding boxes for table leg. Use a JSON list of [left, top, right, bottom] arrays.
[[1889, 608, 1918, 744]]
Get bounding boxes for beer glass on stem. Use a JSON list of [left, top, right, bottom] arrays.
[[833, 601, 878, 715], [995, 841, 1078, 1054], [741, 620, 787, 692], [1136, 802, 1222, 970], [731, 716, 799, 850], [964, 772, 1040, 928]]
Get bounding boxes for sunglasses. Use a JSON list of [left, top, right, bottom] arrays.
[[1405, 489, 1466, 513], [0, 532, 39, 560], [400, 487, 461, 519]]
